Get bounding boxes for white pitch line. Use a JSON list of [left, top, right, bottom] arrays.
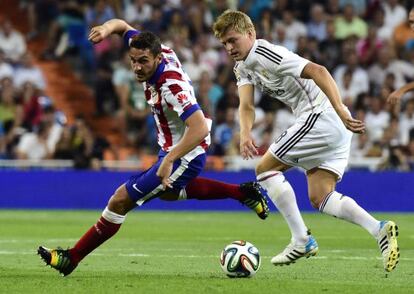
[[3, 250, 413, 261]]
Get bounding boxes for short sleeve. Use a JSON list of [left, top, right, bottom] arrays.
[[266, 45, 309, 78], [234, 63, 252, 87]]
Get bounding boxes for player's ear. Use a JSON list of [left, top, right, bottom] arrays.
[[156, 53, 162, 63], [247, 29, 256, 40]]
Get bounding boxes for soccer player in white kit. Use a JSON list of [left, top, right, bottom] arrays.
[[213, 10, 399, 273]]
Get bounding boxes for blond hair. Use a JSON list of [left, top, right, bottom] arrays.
[[212, 10, 255, 39]]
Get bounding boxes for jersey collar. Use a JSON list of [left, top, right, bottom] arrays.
[[243, 40, 258, 66], [148, 58, 166, 85]]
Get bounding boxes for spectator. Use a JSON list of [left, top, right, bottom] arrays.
[[334, 4, 368, 40], [276, 10, 307, 46], [382, 0, 407, 35], [368, 45, 414, 92], [350, 132, 373, 159], [365, 96, 390, 143], [141, 5, 163, 35], [0, 86, 23, 151], [85, 0, 116, 28], [372, 6, 394, 41], [166, 9, 189, 42], [272, 23, 297, 52], [14, 53, 46, 91], [399, 98, 414, 145], [393, 17, 414, 55], [0, 17, 27, 64], [336, 68, 359, 110], [356, 26, 384, 67], [93, 35, 123, 116], [333, 50, 369, 102], [182, 44, 211, 84], [0, 50, 13, 81], [124, 0, 152, 24], [15, 121, 52, 160], [213, 107, 237, 155], [319, 19, 342, 71], [112, 51, 149, 148], [54, 124, 75, 160], [307, 4, 327, 42]]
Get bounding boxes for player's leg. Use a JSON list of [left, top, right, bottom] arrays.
[[182, 177, 269, 219], [308, 168, 399, 272], [37, 154, 173, 276], [157, 152, 269, 219], [38, 184, 135, 276], [256, 151, 318, 265]]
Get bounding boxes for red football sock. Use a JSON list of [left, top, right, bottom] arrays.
[[185, 177, 244, 200], [69, 216, 121, 264]]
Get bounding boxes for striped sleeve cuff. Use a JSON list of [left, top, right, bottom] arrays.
[[180, 104, 201, 121], [123, 30, 140, 47]]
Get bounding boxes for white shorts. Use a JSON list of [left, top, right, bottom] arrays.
[[269, 108, 352, 180]]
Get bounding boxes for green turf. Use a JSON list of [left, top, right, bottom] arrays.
[[0, 210, 413, 294]]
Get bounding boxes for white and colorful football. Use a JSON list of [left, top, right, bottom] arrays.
[[220, 240, 261, 278]]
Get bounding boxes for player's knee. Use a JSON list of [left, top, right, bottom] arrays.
[[255, 161, 271, 175], [309, 192, 327, 209], [108, 185, 135, 215]]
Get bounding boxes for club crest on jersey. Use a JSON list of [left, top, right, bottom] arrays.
[[261, 70, 269, 79]]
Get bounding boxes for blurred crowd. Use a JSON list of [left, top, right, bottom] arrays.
[[1, 0, 414, 171]]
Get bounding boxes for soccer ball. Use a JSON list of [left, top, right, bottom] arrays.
[[220, 240, 261, 278]]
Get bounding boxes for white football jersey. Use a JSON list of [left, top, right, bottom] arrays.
[[234, 39, 332, 117]]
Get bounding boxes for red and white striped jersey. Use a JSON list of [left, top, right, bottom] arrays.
[[124, 30, 211, 160]]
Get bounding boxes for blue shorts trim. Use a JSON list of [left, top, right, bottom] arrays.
[[125, 152, 206, 205]]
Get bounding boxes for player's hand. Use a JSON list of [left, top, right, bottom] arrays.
[[88, 24, 111, 44], [338, 111, 365, 134], [387, 90, 402, 106], [240, 132, 258, 160], [156, 158, 173, 190]]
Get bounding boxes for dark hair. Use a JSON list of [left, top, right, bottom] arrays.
[[130, 31, 162, 57]]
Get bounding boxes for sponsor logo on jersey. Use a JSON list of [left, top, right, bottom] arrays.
[[177, 93, 188, 104]]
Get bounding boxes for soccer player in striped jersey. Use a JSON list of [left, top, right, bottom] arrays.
[[37, 18, 269, 276], [213, 10, 399, 273]]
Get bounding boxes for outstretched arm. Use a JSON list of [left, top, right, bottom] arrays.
[[238, 84, 258, 159], [301, 62, 365, 134], [387, 82, 414, 105], [88, 19, 135, 44]]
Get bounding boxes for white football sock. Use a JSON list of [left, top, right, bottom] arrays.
[[319, 191, 380, 237], [102, 207, 126, 224], [257, 171, 309, 244]]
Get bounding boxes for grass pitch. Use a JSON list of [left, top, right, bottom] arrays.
[[0, 210, 413, 293]]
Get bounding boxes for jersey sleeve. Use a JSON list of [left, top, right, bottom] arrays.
[[234, 63, 253, 87], [263, 45, 310, 78], [161, 80, 201, 121]]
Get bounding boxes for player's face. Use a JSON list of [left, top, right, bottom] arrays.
[[219, 29, 255, 61], [409, 10, 414, 31], [129, 47, 161, 82]]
